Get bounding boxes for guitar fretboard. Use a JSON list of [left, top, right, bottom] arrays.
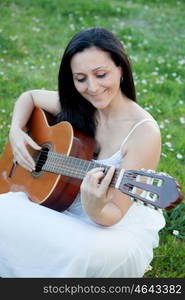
[[41, 151, 121, 187]]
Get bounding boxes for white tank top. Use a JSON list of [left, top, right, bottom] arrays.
[[93, 118, 157, 168]]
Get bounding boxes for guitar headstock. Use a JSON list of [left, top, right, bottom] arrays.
[[117, 169, 183, 210]]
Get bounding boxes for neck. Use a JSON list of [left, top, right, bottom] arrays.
[[96, 92, 130, 124], [40, 150, 120, 187]]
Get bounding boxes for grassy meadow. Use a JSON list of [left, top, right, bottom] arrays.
[[0, 0, 184, 277]]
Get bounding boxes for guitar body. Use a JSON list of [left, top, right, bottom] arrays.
[[0, 108, 95, 211]]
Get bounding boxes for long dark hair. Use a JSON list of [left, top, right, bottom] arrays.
[[56, 27, 136, 137]]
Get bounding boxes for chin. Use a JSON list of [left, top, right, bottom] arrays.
[[93, 102, 109, 110]]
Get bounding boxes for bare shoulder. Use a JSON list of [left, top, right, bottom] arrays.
[[120, 101, 161, 170], [133, 119, 161, 143], [121, 120, 161, 170], [29, 89, 61, 116]]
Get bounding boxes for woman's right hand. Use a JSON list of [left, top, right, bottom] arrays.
[[9, 127, 41, 172]]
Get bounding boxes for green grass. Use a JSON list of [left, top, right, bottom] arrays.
[[0, 0, 184, 278]]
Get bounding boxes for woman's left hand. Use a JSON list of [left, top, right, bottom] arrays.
[[80, 166, 115, 218]]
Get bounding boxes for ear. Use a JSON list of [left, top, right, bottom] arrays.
[[118, 66, 123, 79]]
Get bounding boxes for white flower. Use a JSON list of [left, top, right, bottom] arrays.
[[164, 142, 172, 148], [10, 35, 18, 41], [32, 27, 40, 32], [179, 117, 185, 124], [176, 77, 182, 84], [144, 265, 153, 272], [176, 153, 183, 159], [151, 71, 158, 76], [178, 100, 184, 104], [173, 230, 179, 236], [32, 17, 40, 23], [166, 134, 171, 139], [178, 59, 185, 65], [69, 24, 75, 30]]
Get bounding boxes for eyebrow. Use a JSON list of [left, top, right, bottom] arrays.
[[73, 65, 107, 75]]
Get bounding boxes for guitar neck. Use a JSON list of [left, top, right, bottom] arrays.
[[33, 148, 183, 211], [41, 151, 119, 187]]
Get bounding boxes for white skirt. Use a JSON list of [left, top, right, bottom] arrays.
[[0, 191, 165, 278]]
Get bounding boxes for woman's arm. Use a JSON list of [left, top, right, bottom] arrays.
[[9, 90, 61, 171], [10, 90, 60, 130], [81, 122, 161, 226]]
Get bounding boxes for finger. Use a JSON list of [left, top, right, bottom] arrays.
[[14, 155, 34, 172], [26, 135, 41, 150], [83, 169, 104, 186], [90, 171, 105, 186], [14, 147, 35, 171], [99, 166, 115, 192], [86, 167, 105, 175]]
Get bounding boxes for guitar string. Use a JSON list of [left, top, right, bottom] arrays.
[[36, 150, 161, 190], [33, 151, 162, 209], [36, 150, 121, 186], [45, 154, 118, 186], [36, 150, 161, 203]]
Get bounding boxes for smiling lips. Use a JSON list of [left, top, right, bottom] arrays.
[[88, 89, 107, 97]]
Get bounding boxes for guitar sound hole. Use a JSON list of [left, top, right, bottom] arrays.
[[31, 142, 53, 178], [35, 147, 49, 173]]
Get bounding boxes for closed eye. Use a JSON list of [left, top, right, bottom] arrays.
[[96, 73, 106, 78], [75, 77, 86, 83], [74, 73, 106, 83]]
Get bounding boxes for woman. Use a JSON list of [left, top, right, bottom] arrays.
[[0, 27, 165, 277]]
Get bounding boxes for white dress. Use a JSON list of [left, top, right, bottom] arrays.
[[0, 119, 165, 278]]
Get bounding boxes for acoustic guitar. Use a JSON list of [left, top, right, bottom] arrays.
[[0, 108, 183, 211]]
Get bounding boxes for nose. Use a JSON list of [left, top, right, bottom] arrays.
[[87, 77, 99, 94]]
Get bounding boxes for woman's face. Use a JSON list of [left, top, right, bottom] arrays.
[[70, 47, 122, 110]]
